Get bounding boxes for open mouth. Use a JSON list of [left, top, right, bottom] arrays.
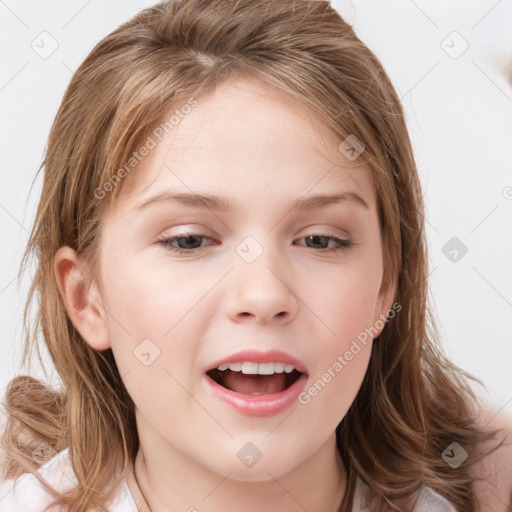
[[206, 362, 304, 395]]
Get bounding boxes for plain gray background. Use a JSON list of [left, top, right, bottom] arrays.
[[0, 1, 511, 428]]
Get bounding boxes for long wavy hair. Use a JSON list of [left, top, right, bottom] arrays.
[[0, 1, 503, 511]]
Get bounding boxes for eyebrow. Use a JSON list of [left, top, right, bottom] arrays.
[[136, 190, 370, 212]]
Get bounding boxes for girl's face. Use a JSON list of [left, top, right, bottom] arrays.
[[82, 76, 394, 480]]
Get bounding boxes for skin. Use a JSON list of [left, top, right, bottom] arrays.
[[54, 76, 396, 511]]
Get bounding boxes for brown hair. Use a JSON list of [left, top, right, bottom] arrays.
[[0, 1, 504, 511]]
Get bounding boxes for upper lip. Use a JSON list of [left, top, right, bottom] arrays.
[[206, 349, 308, 375]]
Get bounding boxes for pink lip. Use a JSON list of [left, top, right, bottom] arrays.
[[205, 372, 308, 417], [204, 349, 308, 417], [205, 349, 308, 374]]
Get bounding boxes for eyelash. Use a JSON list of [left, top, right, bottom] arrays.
[[156, 232, 354, 255]]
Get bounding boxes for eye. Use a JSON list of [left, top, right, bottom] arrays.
[[157, 231, 354, 256], [296, 234, 354, 253], [157, 232, 214, 255]]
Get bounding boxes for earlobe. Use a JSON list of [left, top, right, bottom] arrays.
[[53, 246, 111, 351]]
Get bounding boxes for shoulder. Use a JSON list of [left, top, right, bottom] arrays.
[[0, 448, 75, 511], [471, 396, 512, 512], [353, 478, 456, 511], [0, 448, 137, 512], [412, 486, 457, 512]]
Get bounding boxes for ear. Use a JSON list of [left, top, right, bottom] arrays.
[[371, 267, 398, 339], [53, 246, 111, 351]]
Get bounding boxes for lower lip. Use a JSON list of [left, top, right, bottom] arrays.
[[205, 373, 308, 417]]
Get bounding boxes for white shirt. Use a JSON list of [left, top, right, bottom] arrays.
[[0, 448, 136, 512], [353, 475, 456, 512], [0, 447, 456, 511]]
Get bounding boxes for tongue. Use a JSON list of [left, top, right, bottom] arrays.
[[223, 371, 287, 394]]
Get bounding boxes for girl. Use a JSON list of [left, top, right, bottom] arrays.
[[0, 0, 510, 511]]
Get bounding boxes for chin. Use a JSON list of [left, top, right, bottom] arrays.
[[223, 463, 294, 482], [203, 445, 304, 483]]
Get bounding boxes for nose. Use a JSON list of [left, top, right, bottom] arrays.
[[225, 250, 299, 325]]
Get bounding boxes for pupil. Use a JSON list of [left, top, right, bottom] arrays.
[[179, 235, 201, 249], [307, 235, 327, 248]]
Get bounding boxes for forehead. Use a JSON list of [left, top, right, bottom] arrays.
[[109, 76, 375, 217]]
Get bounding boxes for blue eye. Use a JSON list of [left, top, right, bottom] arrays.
[[157, 232, 354, 255]]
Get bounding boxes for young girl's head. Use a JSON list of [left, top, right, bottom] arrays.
[[1, 1, 501, 511]]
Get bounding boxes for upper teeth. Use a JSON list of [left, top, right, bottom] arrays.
[[217, 362, 296, 375]]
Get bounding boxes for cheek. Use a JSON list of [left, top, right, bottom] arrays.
[[308, 273, 376, 384], [304, 258, 383, 343], [99, 254, 215, 383], [297, 333, 372, 448], [297, 255, 380, 413], [100, 260, 211, 423], [102, 252, 212, 335], [299, 290, 374, 433]]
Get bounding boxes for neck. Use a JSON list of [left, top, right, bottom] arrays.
[[133, 414, 347, 512]]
